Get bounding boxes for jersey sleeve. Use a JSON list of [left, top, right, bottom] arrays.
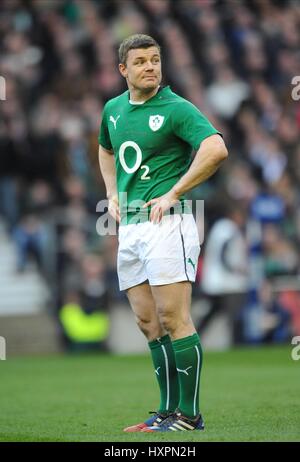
[[172, 100, 221, 151], [98, 105, 113, 151]]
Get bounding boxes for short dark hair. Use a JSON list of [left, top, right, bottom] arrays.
[[118, 34, 161, 65]]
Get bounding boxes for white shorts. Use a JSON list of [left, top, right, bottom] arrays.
[[117, 214, 201, 291]]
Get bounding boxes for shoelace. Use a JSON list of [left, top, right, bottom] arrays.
[[148, 411, 163, 419], [156, 410, 200, 430], [153, 413, 177, 430], [148, 410, 171, 419], [147, 411, 168, 425]]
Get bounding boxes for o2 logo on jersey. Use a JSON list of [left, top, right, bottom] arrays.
[[119, 141, 150, 180], [291, 336, 300, 361]]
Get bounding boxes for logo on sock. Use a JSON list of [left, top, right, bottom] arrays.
[[155, 367, 161, 376], [176, 366, 192, 376]]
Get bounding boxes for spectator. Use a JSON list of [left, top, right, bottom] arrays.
[[206, 66, 250, 119], [0, 0, 299, 348], [59, 253, 110, 351], [262, 224, 299, 277], [259, 280, 291, 344], [199, 204, 250, 344], [12, 181, 54, 274]]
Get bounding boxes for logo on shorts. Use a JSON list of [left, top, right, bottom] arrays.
[[149, 115, 164, 131], [187, 258, 196, 272]]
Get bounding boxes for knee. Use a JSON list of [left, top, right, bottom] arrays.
[[135, 315, 162, 340], [157, 305, 191, 337], [156, 305, 178, 336]]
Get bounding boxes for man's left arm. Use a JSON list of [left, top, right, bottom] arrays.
[[144, 134, 228, 223], [172, 134, 228, 197]]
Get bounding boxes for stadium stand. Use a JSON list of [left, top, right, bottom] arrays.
[[0, 0, 299, 353]]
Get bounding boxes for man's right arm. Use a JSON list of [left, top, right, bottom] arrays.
[[98, 145, 120, 223]]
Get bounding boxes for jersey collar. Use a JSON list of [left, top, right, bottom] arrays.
[[128, 86, 168, 105]]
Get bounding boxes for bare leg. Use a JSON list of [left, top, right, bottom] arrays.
[[125, 282, 179, 419], [151, 281, 202, 420], [151, 281, 196, 340], [126, 282, 166, 341]]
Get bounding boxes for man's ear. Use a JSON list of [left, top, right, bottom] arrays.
[[119, 63, 127, 78]]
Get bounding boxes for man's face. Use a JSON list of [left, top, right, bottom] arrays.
[[119, 47, 162, 92]]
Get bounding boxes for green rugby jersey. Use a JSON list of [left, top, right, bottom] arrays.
[[99, 86, 220, 224]]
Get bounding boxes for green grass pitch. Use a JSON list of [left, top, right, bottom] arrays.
[[0, 345, 299, 442]]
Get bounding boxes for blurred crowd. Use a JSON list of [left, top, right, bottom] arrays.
[[0, 0, 299, 348]]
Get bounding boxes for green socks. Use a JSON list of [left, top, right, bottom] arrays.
[[172, 333, 203, 418], [149, 332, 203, 418], [148, 334, 179, 414]]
